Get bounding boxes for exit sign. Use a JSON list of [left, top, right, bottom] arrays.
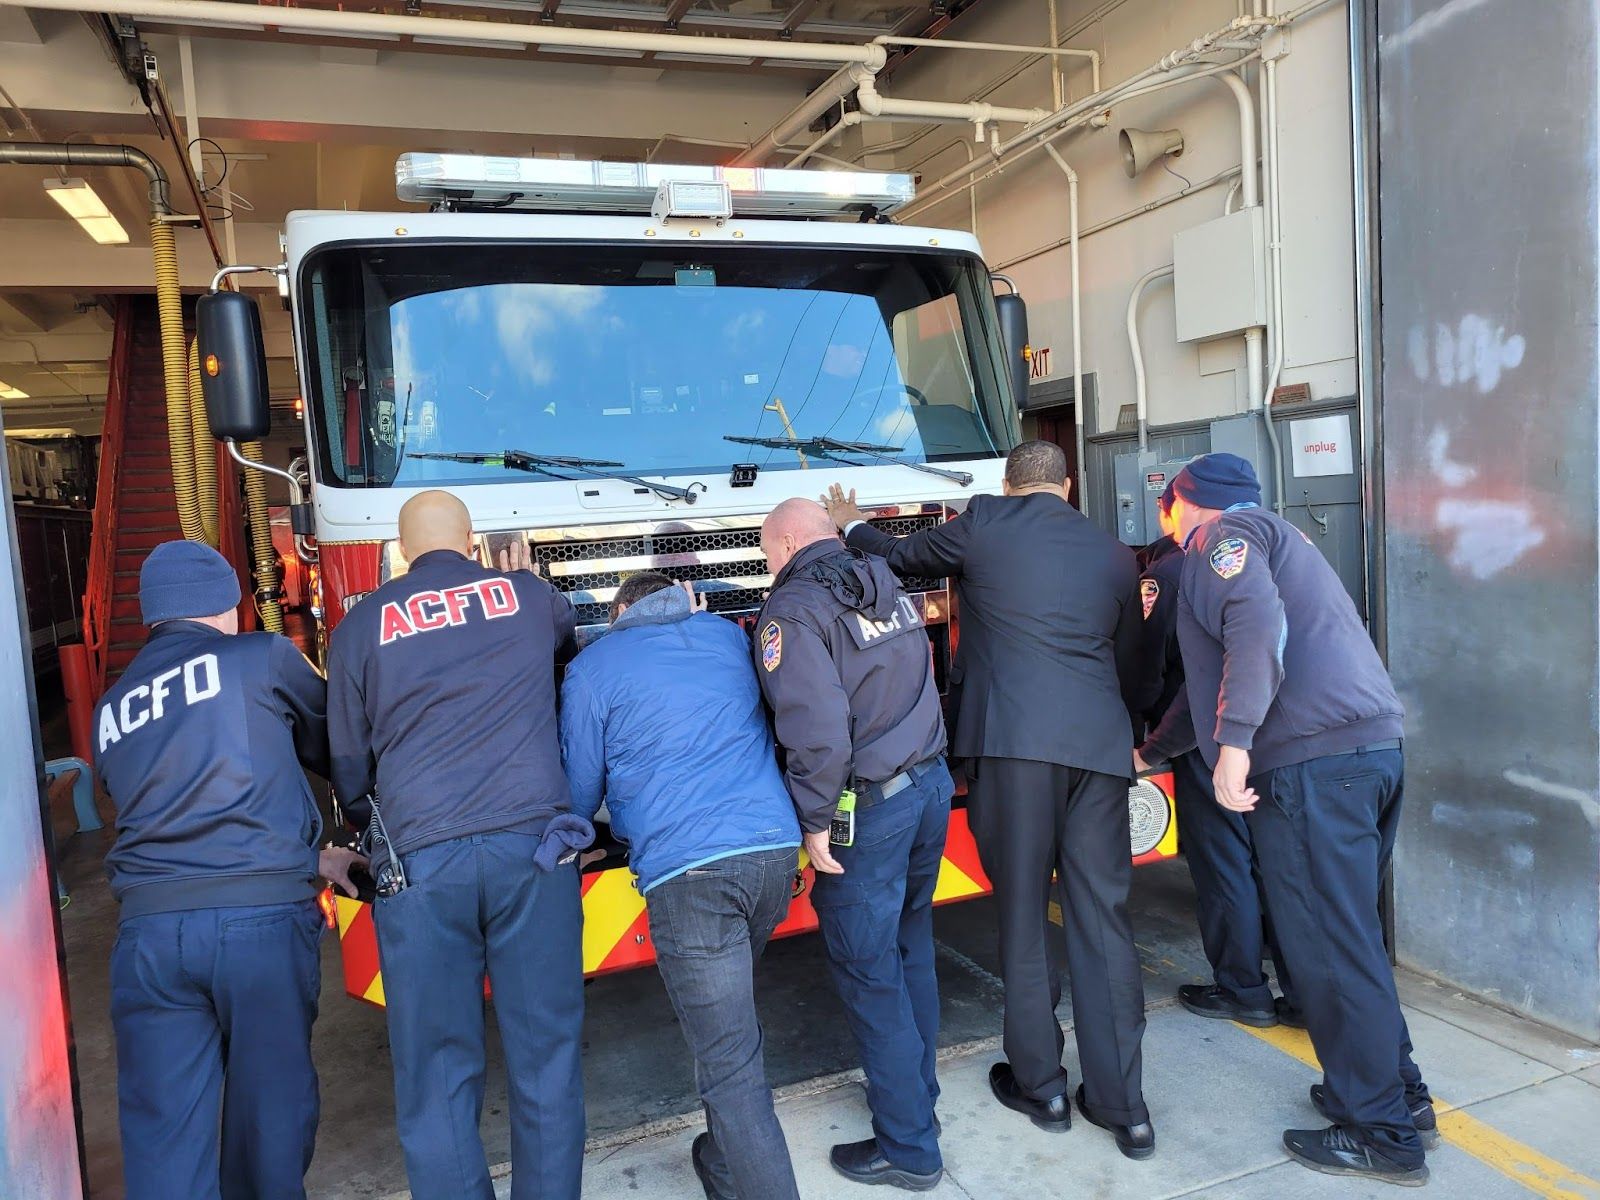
[[1029, 346, 1053, 379]]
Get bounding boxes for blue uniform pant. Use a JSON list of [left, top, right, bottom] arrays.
[[373, 829, 585, 1200], [1247, 747, 1430, 1168], [810, 761, 952, 1176], [1172, 749, 1297, 1010], [647, 847, 801, 1200], [110, 899, 323, 1200]]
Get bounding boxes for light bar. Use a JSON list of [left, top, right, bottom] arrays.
[[43, 178, 130, 245], [0, 380, 28, 400], [395, 154, 915, 218]]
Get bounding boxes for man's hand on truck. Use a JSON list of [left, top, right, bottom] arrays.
[[821, 484, 867, 532]]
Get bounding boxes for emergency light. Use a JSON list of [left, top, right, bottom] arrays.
[[395, 153, 915, 218]]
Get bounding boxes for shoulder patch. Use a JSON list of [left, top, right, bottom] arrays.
[[1209, 537, 1250, 580], [1140, 577, 1161, 619], [760, 620, 783, 672]]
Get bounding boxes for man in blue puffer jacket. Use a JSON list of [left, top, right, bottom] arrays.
[[560, 572, 802, 1200]]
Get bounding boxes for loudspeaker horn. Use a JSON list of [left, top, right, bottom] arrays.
[[1119, 127, 1185, 178]]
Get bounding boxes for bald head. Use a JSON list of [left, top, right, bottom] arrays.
[[398, 489, 473, 562], [761, 497, 840, 576]]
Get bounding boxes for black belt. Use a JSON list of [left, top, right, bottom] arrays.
[[858, 757, 940, 807], [1355, 739, 1402, 754]]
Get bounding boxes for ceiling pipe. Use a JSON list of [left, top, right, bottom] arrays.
[[789, 111, 862, 168], [895, 8, 1297, 222], [0, 141, 170, 213], [731, 62, 879, 167], [872, 35, 1101, 95], [0, 0, 888, 66], [856, 75, 1049, 126]]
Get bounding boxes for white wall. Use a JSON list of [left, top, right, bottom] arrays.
[[848, 0, 1356, 435]]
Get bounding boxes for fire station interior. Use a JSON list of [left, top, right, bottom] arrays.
[[4, 1, 1599, 1197]]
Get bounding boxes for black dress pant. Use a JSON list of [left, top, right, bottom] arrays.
[[967, 757, 1149, 1124], [1172, 749, 1297, 1011]]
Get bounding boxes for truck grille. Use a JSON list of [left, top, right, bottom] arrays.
[[532, 512, 947, 628]]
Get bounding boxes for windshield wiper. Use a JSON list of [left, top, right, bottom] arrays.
[[723, 435, 973, 487], [408, 449, 699, 504]]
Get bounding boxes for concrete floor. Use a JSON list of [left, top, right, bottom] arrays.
[[53, 793, 1600, 1200]]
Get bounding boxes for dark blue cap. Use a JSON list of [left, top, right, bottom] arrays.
[[1170, 452, 1262, 511], [140, 539, 242, 625]]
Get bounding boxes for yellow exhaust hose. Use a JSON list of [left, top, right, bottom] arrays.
[[185, 339, 219, 546], [149, 215, 206, 544], [238, 440, 285, 634]]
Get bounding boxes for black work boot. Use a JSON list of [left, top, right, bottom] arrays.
[[1274, 997, 1307, 1028], [828, 1138, 943, 1191], [1177, 983, 1278, 1027], [1283, 1126, 1429, 1187], [1310, 1083, 1441, 1151], [1075, 1085, 1156, 1160], [988, 1062, 1071, 1132], [691, 1132, 736, 1200]]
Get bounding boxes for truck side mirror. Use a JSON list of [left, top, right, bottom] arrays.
[[994, 292, 1031, 410], [197, 291, 271, 442]]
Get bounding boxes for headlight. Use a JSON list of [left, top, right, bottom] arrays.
[[1128, 778, 1171, 857]]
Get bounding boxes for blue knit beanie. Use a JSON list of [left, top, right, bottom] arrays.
[[140, 539, 242, 625], [1170, 452, 1262, 511]]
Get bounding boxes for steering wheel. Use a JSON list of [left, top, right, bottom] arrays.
[[850, 382, 929, 409]]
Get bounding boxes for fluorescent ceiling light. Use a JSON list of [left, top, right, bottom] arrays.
[[0, 380, 28, 400], [43, 179, 129, 245]]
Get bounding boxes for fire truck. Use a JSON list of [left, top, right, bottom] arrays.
[[197, 154, 1178, 1005]]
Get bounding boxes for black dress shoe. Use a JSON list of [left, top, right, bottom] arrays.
[[1283, 1126, 1429, 1186], [988, 1062, 1071, 1132], [1075, 1085, 1155, 1160], [1310, 1084, 1441, 1152], [1275, 997, 1307, 1028], [828, 1138, 943, 1191], [1178, 983, 1278, 1027], [691, 1133, 736, 1200]]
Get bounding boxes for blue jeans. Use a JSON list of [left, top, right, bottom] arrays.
[[373, 829, 585, 1200], [1247, 747, 1430, 1167], [810, 760, 953, 1176], [647, 847, 801, 1200], [110, 899, 323, 1200]]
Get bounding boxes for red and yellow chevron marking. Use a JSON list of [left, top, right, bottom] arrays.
[[336, 782, 1176, 1008]]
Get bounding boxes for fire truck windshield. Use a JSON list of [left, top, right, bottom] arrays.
[[299, 240, 1016, 488]]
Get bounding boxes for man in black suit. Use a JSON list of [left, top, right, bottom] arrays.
[[823, 440, 1154, 1160]]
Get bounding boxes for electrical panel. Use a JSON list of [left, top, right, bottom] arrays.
[[1112, 451, 1192, 546], [1111, 413, 1279, 547], [1172, 208, 1267, 343]]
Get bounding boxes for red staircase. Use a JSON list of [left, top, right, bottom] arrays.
[[86, 297, 187, 688]]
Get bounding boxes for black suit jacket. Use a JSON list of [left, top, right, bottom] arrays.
[[847, 491, 1141, 779]]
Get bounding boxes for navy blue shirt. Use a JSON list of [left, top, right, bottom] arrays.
[[755, 541, 946, 834], [326, 548, 577, 855], [95, 622, 328, 919], [1178, 508, 1404, 772]]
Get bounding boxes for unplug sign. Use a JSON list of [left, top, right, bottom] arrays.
[[1290, 413, 1354, 478]]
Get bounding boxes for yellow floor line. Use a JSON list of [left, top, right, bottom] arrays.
[[1235, 1022, 1600, 1199]]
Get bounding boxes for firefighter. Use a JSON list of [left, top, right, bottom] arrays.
[[1167, 453, 1437, 1185], [1133, 483, 1301, 1028], [94, 539, 365, 1200], [326, 490, 593, 1200], [755, 498, 953, 1191]]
